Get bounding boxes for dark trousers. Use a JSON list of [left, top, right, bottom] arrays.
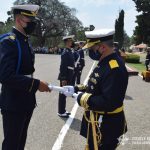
[[72, 68, 83, 85], [88, 137, 118, 150], [76, 68, 83, 84], [58, 93, 66, 114], [145, 60, 150, 71], [1, 110, 33, 150], [58, 80, 72, 114], [72, 69, 78, 86]]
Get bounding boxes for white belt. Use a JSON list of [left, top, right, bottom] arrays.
[[81, 58, 84, 60], [24, 74, 33, 78], [67, 66, 74, 70]]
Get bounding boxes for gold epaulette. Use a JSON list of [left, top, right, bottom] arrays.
[[77, 84, 86, 91], [9, 35, 16, 40], [109, 59, 119, 69]]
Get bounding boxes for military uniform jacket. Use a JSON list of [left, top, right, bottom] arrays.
[[58, 48, 75, 82], [73, 50, 80, 69], [0, 28, 40, 112], [78, 49, 85, 69], [145, 53, 150, 65], [77, 53, 128, 140]]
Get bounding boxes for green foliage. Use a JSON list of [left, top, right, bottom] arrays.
[[123, 31, 131, 49], [114, 9, 124, 49], [133, 0, 150, 13], [127, 49, 133, 53], [125, 54, 140, 63], [0, 21, 14, 35], [133, 0, 150, 46]]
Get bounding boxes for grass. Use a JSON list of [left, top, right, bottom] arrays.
[[126, 62, 146, 73], [125, 52, 147, 73]]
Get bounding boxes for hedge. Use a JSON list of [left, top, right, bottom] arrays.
[[125, 54, 140, 63]]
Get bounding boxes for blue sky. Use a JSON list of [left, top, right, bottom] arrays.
[[0, 0, 139, 36]]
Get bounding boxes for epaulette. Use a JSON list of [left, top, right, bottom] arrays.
[[9, 34, 16, 41], [0, 33, 16, 43], [61, 48, 68, 56], [109, 59, 119, 69], [64, 48, 69, 52]]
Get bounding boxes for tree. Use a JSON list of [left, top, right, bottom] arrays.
[[133, 0, 150, 13], [114, 9, 125, 49], [29, 0, 82, 46], [123, 31, 131, 50], [133, 0, 150, 45]]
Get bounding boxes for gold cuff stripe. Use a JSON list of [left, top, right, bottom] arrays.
[[80, 93, 92, 109], [29, 79, 34, 92]]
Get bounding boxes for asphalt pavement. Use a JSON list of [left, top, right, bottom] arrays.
[[0, 54, 150, 150]]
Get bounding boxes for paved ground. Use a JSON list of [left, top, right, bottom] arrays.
[[0, 54, 150, 150]]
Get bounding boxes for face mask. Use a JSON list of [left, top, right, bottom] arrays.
[[88, 49, 102, 60], [71, 42, 75, 48], [23, 21, 37, 35]]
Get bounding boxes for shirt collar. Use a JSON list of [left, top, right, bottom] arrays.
[[12, 27, 28, 41]]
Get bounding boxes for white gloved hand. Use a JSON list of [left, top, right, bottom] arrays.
[[63, 90, 73, 97], [63, 86, 74, 94], [72, 92, 82, 100]]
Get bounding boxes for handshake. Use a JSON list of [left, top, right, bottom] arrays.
[[48, 84, 81, 100]]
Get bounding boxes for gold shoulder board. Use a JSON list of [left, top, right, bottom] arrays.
[[109, 60, 119, 69]]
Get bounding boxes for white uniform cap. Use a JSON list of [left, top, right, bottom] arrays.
[[63, 35, 75, 40], [85, 29, 114, 39], [83, 29, 115, 49], [12, 4, 39, 17]]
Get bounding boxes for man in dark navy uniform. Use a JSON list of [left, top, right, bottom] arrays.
[[145, 50, 150, 71], [113, 41, 121, 57], [57, 35, 75, 117], [76, 41, 85, 84], [63, 29, 128, 150], [0, 4, 50, 150], [72, 42, 80, 85]]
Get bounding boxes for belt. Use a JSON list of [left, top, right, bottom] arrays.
[[95, 105, 123, 115], [83, 105, 123, 150], [67, 66, 74, 70], [81, 58, 84, 60], [24, 74, 33, 78]]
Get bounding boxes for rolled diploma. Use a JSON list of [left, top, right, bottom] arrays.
[[48, 84, 66, 93]]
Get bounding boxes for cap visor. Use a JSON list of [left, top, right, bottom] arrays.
[[82, 42, 96, 49]]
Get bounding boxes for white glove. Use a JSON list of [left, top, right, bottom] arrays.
[[63, 90, 73, 97], [72, 92, 82, 100], [63, 86, 74, 94]]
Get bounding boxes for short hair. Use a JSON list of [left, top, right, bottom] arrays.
[[102, 39, 113, 48], [13, 14, 21, 21], [64, 38, 72, 44]]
